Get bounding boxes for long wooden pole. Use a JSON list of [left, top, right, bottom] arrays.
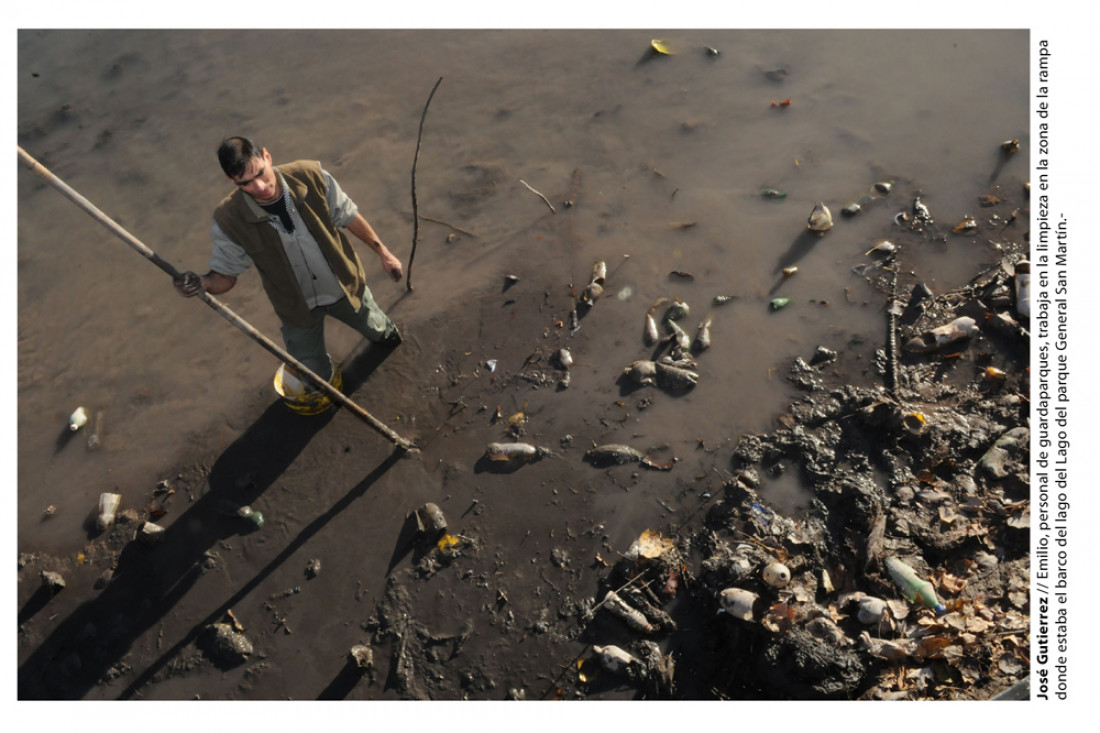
[[17, 146, 418, 453]]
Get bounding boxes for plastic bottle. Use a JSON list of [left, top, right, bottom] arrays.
[[86, 410, 104, 450], [1014, 260, 1030, 318], [884, 557, 945, 615], [69, 406, 88, 431], [97, 492, 121, 530], [237, 505, 264, 529]]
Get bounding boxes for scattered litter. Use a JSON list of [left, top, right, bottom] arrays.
[[807, 201, 832, 232], [68, 407, 88, 431], [96, 492, 121, 531], [884, 557, 946, 615]]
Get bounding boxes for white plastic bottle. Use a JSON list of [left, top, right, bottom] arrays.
[[1014, 260, 1030, 318]]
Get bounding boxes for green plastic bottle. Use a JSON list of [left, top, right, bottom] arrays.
[[885, 557, 945, 615]]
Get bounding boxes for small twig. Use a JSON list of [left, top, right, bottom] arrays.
[[420, 215, 477, 237], [520, 179, 556, 214], [407, 76, 443, 292], [586, 575, 653, 618]]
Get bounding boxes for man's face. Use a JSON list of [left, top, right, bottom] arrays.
[[231, 148, 280, 203]]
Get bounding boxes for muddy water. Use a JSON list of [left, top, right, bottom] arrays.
[[18, 29, 1028, 563]]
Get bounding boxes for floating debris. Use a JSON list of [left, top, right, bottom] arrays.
[[770, 98, 791, 108], [414, 503, 448, 538], [590, 260, 607, 285], [86, 410, 104, 450], [304, 558, 322, 579], [654, 361, 699, 391], [713, 295, 737, 306], [665, 319, 692, 352], [1000, 138, 1020, 155], [580, 260, 608, 305], [703, 46, 720, 57], [581, 281, 603, 305], [782, 266, 798, 277], [769, 297, 791, 311], [69, 407, 88, 431], [96, 492, 121, 531], [585, 443, 675, 470], [623, 359, 658, 386], [138, 521, 165, 544], [951, 216, 978, 234], [865, 240, 896, 256], [650, 39, 675, 56], [761, 188, 787, 199], [663, 298, 690, 322], [485, 442, 549, 462], [585, 444, 645, 465], [644, 297, 670, 345], [912, 196, 933, 224], [807, 201, 833, 232], [237, 505, 264, 529], [41, 570, 66, 594], [349, 645, 374, 673], [668, 270, 695, 280], [842, 181, 893, 216], [693, 316, 712, 352]]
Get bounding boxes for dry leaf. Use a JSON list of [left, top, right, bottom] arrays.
[[634, 529, 675, 559]]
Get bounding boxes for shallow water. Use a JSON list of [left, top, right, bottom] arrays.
[[17, 29, 1029, 557]]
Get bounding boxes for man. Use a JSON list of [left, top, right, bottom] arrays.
[[175, 136, 404, 394]]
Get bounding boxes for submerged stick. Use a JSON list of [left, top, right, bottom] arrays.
[[406, 76, 443, 292], [420, 214, 477, 238], [886, 262, 900, 398], [17, 146, 418, 453], [520, 179, 556, 214]]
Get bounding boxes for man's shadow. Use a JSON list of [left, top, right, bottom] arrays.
[[18, 342, 400, 700]]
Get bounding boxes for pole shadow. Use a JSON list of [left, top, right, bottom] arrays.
[[18, 342, 399, 700]]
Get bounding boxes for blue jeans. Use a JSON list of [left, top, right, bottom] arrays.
[[279, 285, 396, 380]]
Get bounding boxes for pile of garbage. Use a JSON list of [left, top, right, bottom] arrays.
[[574, 181, 1030, 700]]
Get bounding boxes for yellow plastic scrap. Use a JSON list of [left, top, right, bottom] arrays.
[[650, 39, 675, 55], [436, 534, 460, 553]]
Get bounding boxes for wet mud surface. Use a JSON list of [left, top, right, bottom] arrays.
[[17, 29, 1030, 702]]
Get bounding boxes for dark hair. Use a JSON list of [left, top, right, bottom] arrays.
[[217, 136, 263, 178]]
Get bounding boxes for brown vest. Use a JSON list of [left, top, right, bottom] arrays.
[[212, 160, 367, 328]]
